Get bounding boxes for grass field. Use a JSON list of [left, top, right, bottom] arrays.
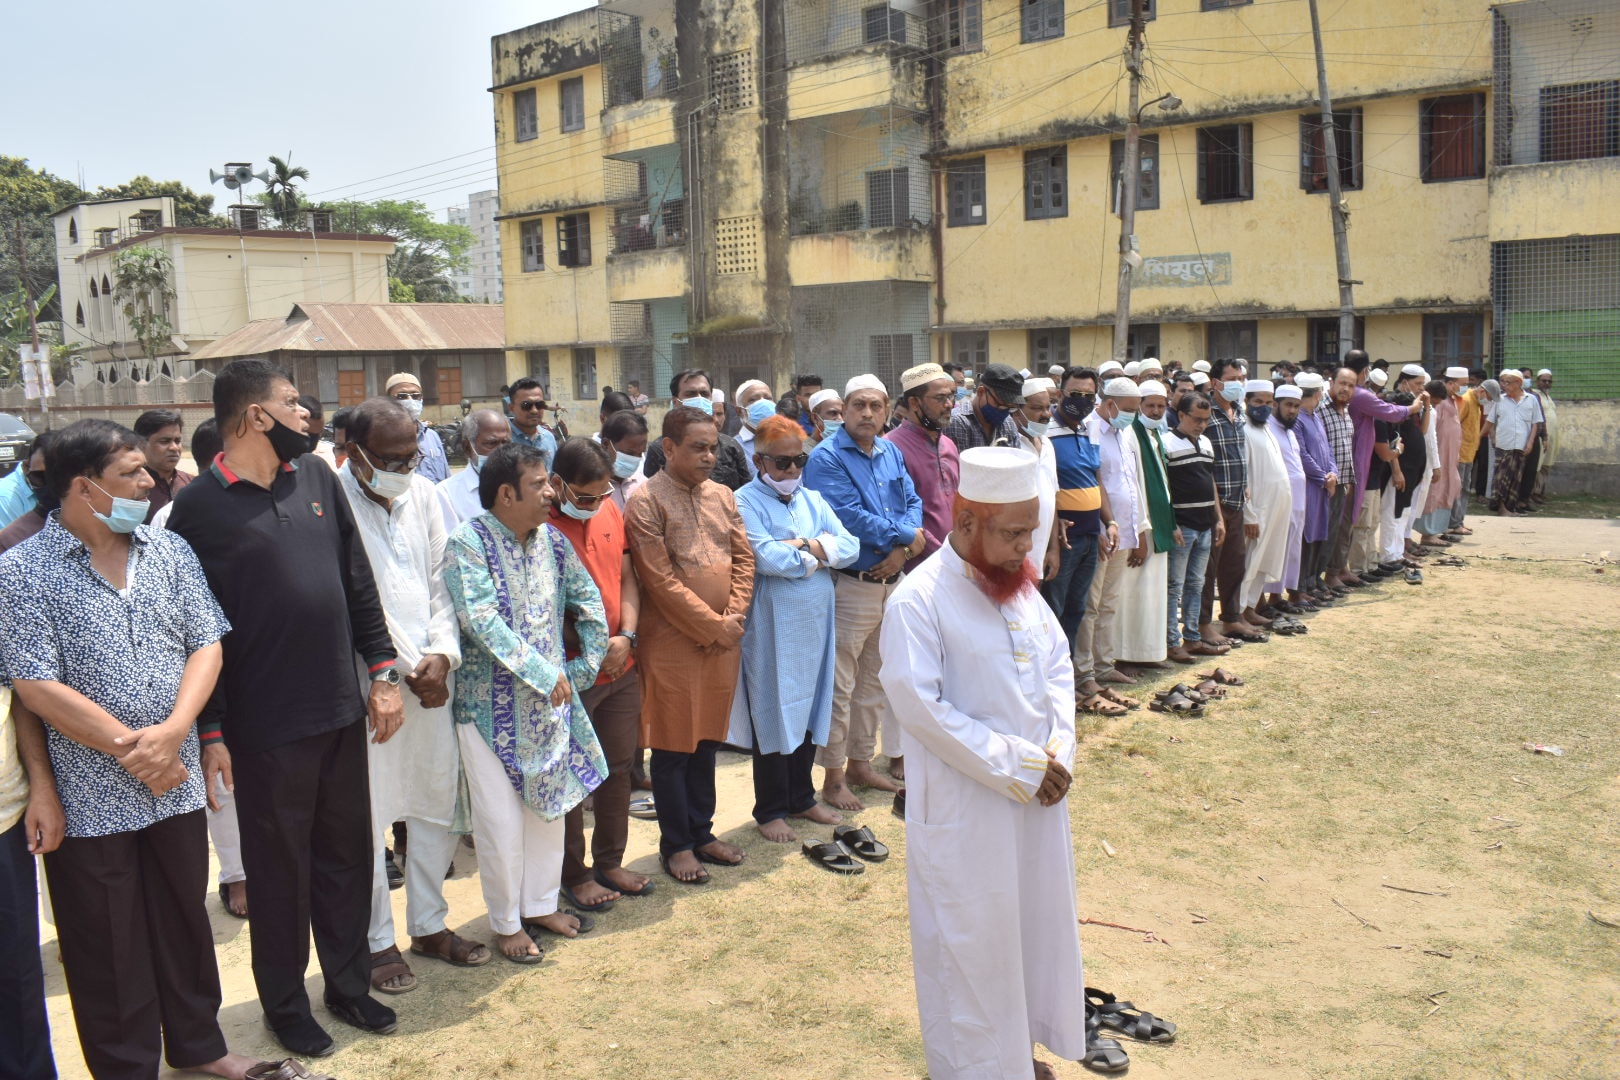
[[41, 515, 1620, 1079]]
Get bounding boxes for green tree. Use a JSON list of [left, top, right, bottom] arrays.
[[263, 154, 311, 227], [0, 157, 86, 322], [93, 176, 227, 227], [328, 198, 473, 303], [112, 246, 177, 363]]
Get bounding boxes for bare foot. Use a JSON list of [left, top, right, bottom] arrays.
[[1199, 627, 1231, 647], [1098, 669, 1136, 685], [569, 879, 620, 907], [887, 755, 905, 781], [757, 818, 797, 843], [184, 1051, 273, 1079], [597, 866, 652, 894], [663, 850, 709, 883], [697, 839, 745, 865], [820, 768, 866, 812], [1078, 678, 1103, 697], [496, 929, 541, 961], [846, 760, 901, 793], [526, 911, 584, 938], [1033, 1059, 1058, 1080], [791, 803, 842, 826], [223, 880, 248, 918]]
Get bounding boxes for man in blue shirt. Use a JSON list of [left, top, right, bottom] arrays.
[[1043, 367, 1118, 664], [803, 374, 923, 812], [506, 376, 559, 468], [385, 373, 450, 482]]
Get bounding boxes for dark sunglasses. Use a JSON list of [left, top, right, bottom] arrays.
[[560, 480, 611, 506], [518, 400, 547, 412], [760, 453, 810, 470]]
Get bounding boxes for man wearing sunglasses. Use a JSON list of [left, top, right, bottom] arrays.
[[945, 362, 1024, 453], [505, 376, 559, 469], [384, 374, 450, 483]]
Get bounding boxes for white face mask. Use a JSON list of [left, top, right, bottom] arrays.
[[395, 396, 424, 421], [356, 447, 414, 500], [760, 473, 801, 498], [612, 451, 642, 479]]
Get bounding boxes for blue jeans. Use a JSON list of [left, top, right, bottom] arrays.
[[1042, 522, 1100, 650], [1166, 526, 1213, 648]]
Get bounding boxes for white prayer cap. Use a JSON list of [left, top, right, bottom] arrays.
[[1190, 371, 1210, 387], [1137, 380, 1168, 400], [844, 374, 888, 398], [1498, 368, 1523, 383], [1139, 357, 1164, 372], [1444, 366, 1469, 380], [1123, 361, 1142, 378], [900, 363, 948, 393], [1294, 372, 1326, 391], [1243, 379, 1273, 395], [1368, 369, 1389, 388], [1192, 359, 1212, 373], [958, 447, 1039, 505], [1275, 384, 1303, 401], [1400, 364, 1428, 379], [1103, 377, 1142, 399], [807, 388, 841, 412], [1047, 364, 1066, 377], [1098, 360, 1125, 377], [1536, 368, 1553, 378], [734, 379, 771, 406], [1021, 376, 1056, 397], [710, 388, 726, 403]]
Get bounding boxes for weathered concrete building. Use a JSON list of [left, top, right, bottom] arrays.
[[492, 0, 1618, 442]]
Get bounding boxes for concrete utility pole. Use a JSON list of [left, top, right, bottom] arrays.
[[1308, 0, 1359, 358], [12, 221, 50, 429], [1112, 0, 1147, 363]]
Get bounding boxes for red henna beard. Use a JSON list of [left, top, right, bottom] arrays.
[[961, 528, 1040, 606]]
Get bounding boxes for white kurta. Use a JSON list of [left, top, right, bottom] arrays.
[[879, 541, 1086, 1080], [1116, 428, 1169, 663], [1264, 417, 1307, 594], [1016, 432, 1059, 575], [437, 465, 482, 533], [340, 467, 463, 829], [1240, 420, 1292, 609]]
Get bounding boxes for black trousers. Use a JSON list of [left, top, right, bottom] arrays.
[[751, 734, 818, 825], [232, 720, 373, 1030], [0, 819, 55, 1080], [650, 741, 719, 857], [44, 811, 225, 1080]]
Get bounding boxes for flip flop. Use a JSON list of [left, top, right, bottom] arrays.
[[833, 824, 889, 863], [218, 881, 248, 919], [560, 883, 616, 913], [524, 910, 596, 939], [801, 840, 864, 875], [628, 796, 657, 820], [694, 843, 746, 867], [1149, 692, 1203, 716], [1193, 679, 1227, 698], [1224, 627, 1267, 643], [245, 1060, 340, 1080], [594, 868, 656, 897], [1200, 668, 1244, 686], [1086, 987, 1178, 1043]]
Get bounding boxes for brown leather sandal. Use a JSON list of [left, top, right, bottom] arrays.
[[369, 945, 418, 994], [410, 928, 492, 968]]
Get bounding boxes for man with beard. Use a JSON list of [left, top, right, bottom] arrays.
[[1238, 381, 1292, 626], [1259, 384, 1307, 615], [880, 446, 1103, 1080]]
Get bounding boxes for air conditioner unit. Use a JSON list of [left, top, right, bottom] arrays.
[[231, 206, 262, 230]]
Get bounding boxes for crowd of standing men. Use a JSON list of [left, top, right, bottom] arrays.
[[0, 345, 1558, 1080]]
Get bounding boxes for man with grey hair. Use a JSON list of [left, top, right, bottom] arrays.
[[438, 409, 511, 531]]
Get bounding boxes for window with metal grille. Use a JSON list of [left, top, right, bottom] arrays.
[[1421, 94, 1486, 181], [869, 334, 914, 387], [952, 331, 988, 371], [866, 168, 910, 228], [1300, 109, 1363, 192], [1422, 315, 1484, 368], [948, 158, 986, 227], [520, 219, 544, 272], [1201, 0, 1251, 8], [560, 78, 585, 133], [527, 349, 551, 385], [1109, 0, 1155, 28], [1538, 81, 1619, 162], [1024, 147, 1067, 219], [1308, 316, 1365, 367], [1206, 321, 1257, 365], [514, 88, 538, 142], [1197, 124, 1253, 203], [863, 4, 905, 44], [1110, 135, 1160, 211], [1028, 328, 1070, 369], [557, 213, 591, 268], [1126, 325, 1159, 362], [945, 0, 981, 52], [1022, 0, 1063, 42], [573, 348, 598, 399]]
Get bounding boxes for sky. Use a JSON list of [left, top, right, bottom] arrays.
[[9, 0, 586, 218]]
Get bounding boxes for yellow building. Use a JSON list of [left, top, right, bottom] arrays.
[[53, 196, 394, 379], [493, 0, 1619, 423]]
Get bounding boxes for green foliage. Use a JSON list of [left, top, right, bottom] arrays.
[[92, 175, 226, 227], [263, 153, 311, 227], [0, 157, 85, 322], [112, 246, 177, 362], [389, 277, 417, 303], [326, 198, 474, 303]]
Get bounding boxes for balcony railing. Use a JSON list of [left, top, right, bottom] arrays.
[[786, 0, 929, 66], [610, 198, 687, 256]]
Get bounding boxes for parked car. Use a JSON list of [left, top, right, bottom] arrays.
[[0, 413, 36, 476]]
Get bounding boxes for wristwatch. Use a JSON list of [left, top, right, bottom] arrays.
[[371, 666, 401, 686], [620, 631, 638, 649]]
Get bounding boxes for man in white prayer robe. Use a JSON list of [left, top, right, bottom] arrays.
[[1238, 381, 1292, 619], [1262, 384, 1307, 600], [880, 446, 1095, 1080]]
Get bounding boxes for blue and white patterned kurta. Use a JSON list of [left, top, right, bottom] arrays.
[[0, 517, 230, 837], [445, 513, 608, 820], [734, 479, 860, 756]]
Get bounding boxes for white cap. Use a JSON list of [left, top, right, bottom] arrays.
[[711, 388, 726, 403], [1536, 368, 1552, 378], [1098, 360, 1125, 377], [1401, 364, 1428, 379], [1498, 368, 1523, 382], [1192, 359, 1211, 373], [734, 379, 771, 406], [1139, 357, 1163, 372], [958, 447, 1039, 504], [1294, 372, 1326, 391], [1368, 369, 1389, 388], [1047, 364, 1066, 377], [1123, 361, 1142, 378], [1444, 366, 1469, 379], [1104, 377, 1141, 398], [808, 388, 841, 412], [1275, 384, 1303, 401], [1021, 376, 1056, 397], [1137, 380, 1168, 399], [845, 374, 888, 399], [900, 363, 949, 393], [1244, 379, 1273, 395], [1190, 371, 1210, 387]]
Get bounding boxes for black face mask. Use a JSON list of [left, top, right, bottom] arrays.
[[262, 410, 312, 464], [1246, 404, 1272, 427], [1059, 395, 1094, 424]]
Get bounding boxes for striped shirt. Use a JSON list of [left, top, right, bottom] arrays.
[[1205, 402, 1248, 509], [1162, 430, 1217, 531]]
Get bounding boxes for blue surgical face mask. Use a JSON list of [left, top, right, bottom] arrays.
[[88, 480, 148, 534], [955, 386, 970, 402], [612, 451, 642, 479], [679, 395, 713, 416], [560, 499, 600, 521], [1220, 382, 1244, 403], [1022, 420, 1051, 439], [1142, 412, 1168, 431], [467, 452, 483, 474], [1108, 410, 1136, 431], [746, 399, 777, 427], [821, 419, 844, 438]]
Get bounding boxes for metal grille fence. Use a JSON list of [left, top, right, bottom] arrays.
[[1492, 234, 1620, 400], [787, 112, 932, 235], [1493, 0, 1620, 166], [790, 281, 931, 393], [785, 0, 929, 66]]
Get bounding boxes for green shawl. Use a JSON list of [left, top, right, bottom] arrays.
[[1131, 418, 1177, 554]]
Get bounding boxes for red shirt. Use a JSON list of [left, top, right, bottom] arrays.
[[549, 498, 632, 685]]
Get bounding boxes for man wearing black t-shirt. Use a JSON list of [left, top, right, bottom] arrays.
[[169, 359, 405, 1058]]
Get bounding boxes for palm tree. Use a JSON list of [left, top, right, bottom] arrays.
[[264, 153, 311, 227]]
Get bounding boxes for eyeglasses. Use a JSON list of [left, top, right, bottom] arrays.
[[560, 480, 612, 506], [356, 445, 423, 474], [760, 453, 810, 470], [922, 392, 955, 405], [518, 400, 547, 412], [1064, 389, 1095, 399], [392, 391, 423, 401]]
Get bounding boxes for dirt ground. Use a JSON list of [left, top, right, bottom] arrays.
[[39, 514, 1620, 1079]]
